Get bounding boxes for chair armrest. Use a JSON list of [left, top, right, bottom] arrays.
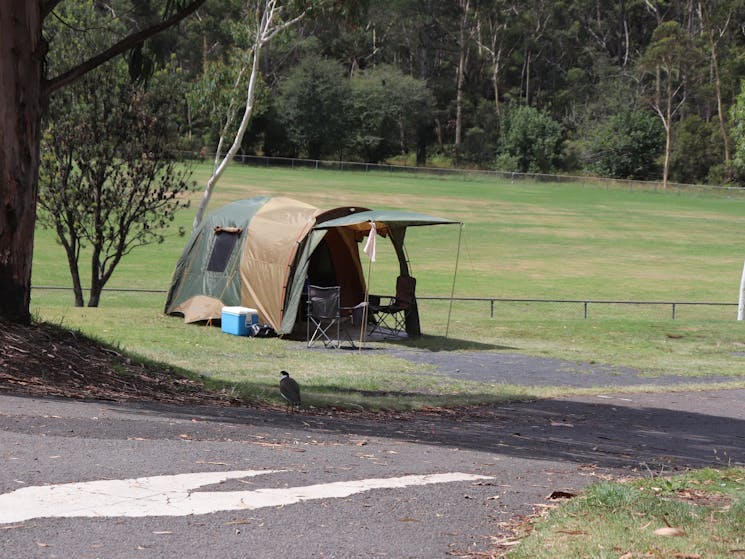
[[369, 294, 395, 307]]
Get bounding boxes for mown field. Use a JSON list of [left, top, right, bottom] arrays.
[[30, 163, 745, 409]]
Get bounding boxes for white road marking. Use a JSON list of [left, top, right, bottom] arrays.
[[0, 470, 492, 523]]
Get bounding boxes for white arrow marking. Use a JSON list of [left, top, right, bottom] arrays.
[[0, 470, 491, 523]]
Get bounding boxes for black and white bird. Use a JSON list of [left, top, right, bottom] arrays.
[[279, 370, 301, 412]]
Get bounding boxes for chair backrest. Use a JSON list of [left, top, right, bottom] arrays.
[[394, 276, 416, 307], [307, 285, 340, 319]]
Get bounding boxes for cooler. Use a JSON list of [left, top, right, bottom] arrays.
[[221, 306, 259, 336]]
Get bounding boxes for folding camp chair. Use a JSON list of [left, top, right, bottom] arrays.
[[306, 285, 353, 348], [368, 275, 416, 338]]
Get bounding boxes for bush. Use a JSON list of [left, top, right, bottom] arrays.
[[496, 105, 564, 173], [586, 110, 663, 180]]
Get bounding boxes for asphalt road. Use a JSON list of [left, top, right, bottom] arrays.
[[1, 387, 744, 558]]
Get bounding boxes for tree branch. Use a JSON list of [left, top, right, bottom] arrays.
[[42, 0, 206, 98], [41, 1, 65, 19]]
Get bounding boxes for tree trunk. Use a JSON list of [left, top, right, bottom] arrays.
[[662, 76, 673, 189], [0, 3, 44, 324], [710, 42, 731, 174], [454, 0, 470, 151], [55, 224, 85, 307], [491, 47, 502, 120]]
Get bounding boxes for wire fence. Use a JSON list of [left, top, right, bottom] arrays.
[[32, 286, 739, 321], [418, 296, 738, 321], [181, 152, 745, 198]]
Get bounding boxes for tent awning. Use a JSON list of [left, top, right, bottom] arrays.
[[313, 209, 459, 233]]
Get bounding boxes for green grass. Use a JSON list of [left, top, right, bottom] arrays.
[[29, 163, 745, 409], [506, 468, 745, 558]]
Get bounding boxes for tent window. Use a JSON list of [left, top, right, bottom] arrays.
[[207, 228, 241, 272]]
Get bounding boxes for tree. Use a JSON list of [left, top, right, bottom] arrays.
[[496, 105, 564, 173], [472, 0, 521, 121], [38, 61, 192, 307], [586, 109, 664, 180], [639, 21, 701, 188], [348, 64, 433, 162], [669, 115, 722, 184], [191, 0, 304, 231], [731, 79, 745, 184], [0, 0, 207, 325], [276, 54, 352, 160], [696, 0, 742, 180]]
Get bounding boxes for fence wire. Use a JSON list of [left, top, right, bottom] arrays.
[[32, 287, 739, 321]]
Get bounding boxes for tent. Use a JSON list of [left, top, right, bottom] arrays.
[[164, 195, 459, 336]]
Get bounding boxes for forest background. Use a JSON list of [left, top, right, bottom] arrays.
[[40, 0, 745, 188]]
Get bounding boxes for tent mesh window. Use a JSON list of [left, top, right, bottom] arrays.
[[206, 227, 242, 272]]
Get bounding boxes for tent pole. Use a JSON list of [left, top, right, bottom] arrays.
[[445, 223, 463, 339], [360, 246, 374, 349]]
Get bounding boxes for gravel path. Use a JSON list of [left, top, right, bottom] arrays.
[[385, 349, 735, 387]]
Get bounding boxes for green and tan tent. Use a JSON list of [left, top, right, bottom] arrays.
[[164, 195, 458, 336]]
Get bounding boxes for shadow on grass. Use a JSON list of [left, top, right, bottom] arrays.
[[326, 334, 517, 352], [400, 334, 517, 352]]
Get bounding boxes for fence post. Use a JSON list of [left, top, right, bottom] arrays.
[[672, 303, 676, 320], [738, 259, 745, 320], [490, 299, 494, 319], [583, 301, 588, 319]]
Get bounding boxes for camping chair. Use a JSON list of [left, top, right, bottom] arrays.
[[306, 285, 354, 348], [368, 275, 416, 339]]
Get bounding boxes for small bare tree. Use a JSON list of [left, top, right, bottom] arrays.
[[192, 0, 304, 231], [39, 62, 192, 307]]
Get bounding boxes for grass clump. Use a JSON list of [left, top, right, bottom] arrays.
[[506, 468, 745, 559]]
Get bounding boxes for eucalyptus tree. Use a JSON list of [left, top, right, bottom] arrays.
[[695, 0, 745, 178], [0, 0, 206, 325], [639, 21, 703, 188], [192, 0, 304, 230]]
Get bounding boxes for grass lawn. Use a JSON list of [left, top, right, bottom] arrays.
[[506, 468, 745, 559], [30, 163, 745, 409]]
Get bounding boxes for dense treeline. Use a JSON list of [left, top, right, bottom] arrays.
[[45, 1, 745, 185]]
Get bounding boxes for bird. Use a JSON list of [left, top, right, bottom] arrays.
[[279, 370, 301, 412]]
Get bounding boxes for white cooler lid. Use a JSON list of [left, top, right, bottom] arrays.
[[221, 306, 257, 315]]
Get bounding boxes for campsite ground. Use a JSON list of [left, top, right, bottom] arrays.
[[13, 166, 745, 555], [2, 323, 744, 557]]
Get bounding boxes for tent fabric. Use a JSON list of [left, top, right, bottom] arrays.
[[164, 197, 269, 325], [314, 209, 458, 235], [240, 197, 319, 331], [164, 196, 458, 336]]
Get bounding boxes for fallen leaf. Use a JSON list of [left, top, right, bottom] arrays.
[[654, 527, 686, 537], [398, 517, 419, 522], [37, 543, 51, 548]]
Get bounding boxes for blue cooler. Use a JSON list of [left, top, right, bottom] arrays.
[[221, 306, 259, 336]]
